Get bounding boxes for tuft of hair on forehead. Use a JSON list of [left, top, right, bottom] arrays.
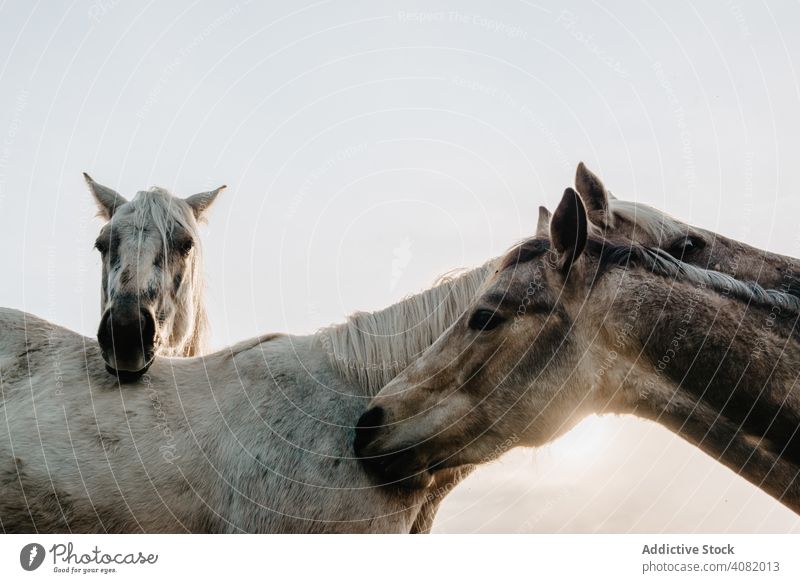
[[124, 187, 208, 356], [129, 188, 198, 242]]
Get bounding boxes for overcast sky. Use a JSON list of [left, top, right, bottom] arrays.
[[1, 0, 799, 532]]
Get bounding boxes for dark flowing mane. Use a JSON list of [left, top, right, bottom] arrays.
[[501, 236, 800, 316]]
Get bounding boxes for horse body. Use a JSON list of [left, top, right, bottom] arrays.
[[0, 308, 428, 532]]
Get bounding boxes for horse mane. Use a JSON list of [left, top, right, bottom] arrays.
[[591, 239, 800, 315], [133, 188, 188, 234], [501, 233, 800, 316], [318, 261, 495, 394], [607, 199, 689, 243], [131, 188, 208, 355]]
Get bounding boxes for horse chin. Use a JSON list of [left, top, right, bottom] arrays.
[[359, 448, 436, 490], [104, 360, 153, 383]]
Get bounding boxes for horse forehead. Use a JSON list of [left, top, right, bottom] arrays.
[[109, 219, 165, 255], [489, 257, 549, 295], [134, 188, 191, 213], [106, 204, 137, 229], [113, 193, 191, 237]]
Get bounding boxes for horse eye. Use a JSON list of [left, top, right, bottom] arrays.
[[177, 238, 194, 256], [668, 235, 705, 259], [94, 239, 108, 254], [468, 309, 506, 332]]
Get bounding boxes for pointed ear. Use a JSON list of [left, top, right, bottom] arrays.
[[185, 185, 226, 221], [550, 187, 588, 273], [84, 173, 127, 220], [575, 162, 613, 228], [536, 206, 552, 237]]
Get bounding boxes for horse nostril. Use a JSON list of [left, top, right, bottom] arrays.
[[354, 406, 385, 455]]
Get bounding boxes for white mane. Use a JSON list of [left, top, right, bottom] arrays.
[[128, 188, 208, 355], [609, 199, 688, 243], [319, 261, 495, 394], [131, 187, 197, 238]]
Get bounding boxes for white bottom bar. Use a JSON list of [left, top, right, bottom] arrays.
[[1, 534, 798, 582]]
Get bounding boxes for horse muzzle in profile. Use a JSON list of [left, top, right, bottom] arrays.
[[354, 406, 437, 490], [97, 302, 157, 382]]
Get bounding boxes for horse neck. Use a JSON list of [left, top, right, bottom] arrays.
[[610, 200, 800, 292], [317, 261, 495, 396], [717, 235, 800, 294], [604, 270, 800, 511]]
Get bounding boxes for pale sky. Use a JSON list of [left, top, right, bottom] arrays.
[[1, 0, 799, 532]]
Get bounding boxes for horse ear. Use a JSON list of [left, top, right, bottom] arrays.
[[185, 185, 226, 221], [575, 162, 613, 229], [550, 188, 587, 274], [84, 173, 127, 220], [536, 206, 551, 236]]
